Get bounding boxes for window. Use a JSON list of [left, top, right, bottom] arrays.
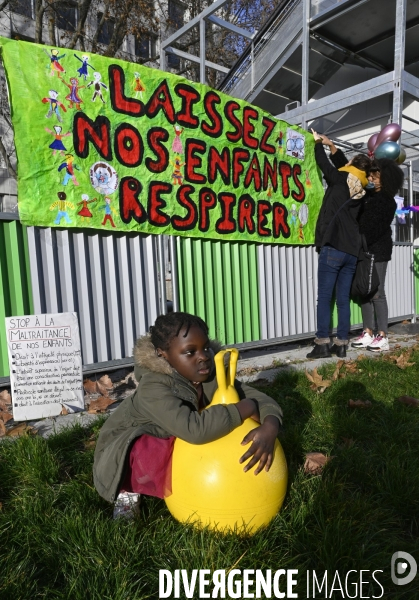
[[168, 0, 185, 30], [167, 52, 180, 69], [135, 35, 156, 60], [97, 13, 115, 46], [56, 3, 77, 32], [10, 0, 32, 19]]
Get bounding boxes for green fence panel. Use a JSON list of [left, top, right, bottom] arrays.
[[0, 220, 33, 378], [176, 238, 260, 345]]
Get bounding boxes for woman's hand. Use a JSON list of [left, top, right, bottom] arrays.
[[311, 129, 337, 153], [239, 416, 280, 474], [311, 128, 322, 142]]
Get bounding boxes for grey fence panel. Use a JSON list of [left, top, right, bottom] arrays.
[[387, 244, 413, 319], [258, 244, 413, 342], [27, 227, 160, 367]]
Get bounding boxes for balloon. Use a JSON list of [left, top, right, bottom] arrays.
[[374, 141, 401, 161], [396, 146, 406, 164], [165, 349, 288, 534], [375, 123, 401, 148], [367, 133, 379, 152]]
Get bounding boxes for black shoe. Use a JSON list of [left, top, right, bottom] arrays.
[[329, 344, 347, 358], [306, 343, 331, 359]]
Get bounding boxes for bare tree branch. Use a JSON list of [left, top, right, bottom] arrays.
[[0, 135, 16, 178]]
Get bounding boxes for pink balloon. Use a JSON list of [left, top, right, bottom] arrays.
[[375, 123, 401, 148], [367, 133, 379, 152]]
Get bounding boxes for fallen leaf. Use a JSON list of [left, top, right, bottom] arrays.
[[394, 344, 401, 349], [339, 373, 347, 379], [332, 363, 342, 380], [356, 354, 366, 361], [6, 423, 36, 437], [0, 390, 12, 411], [83, 379, 98, 394], [88, 396, 116, 413], [304, 452, 333, 475], [96, 381, 110, 396], [0, 412, 13, 424], [98, 374, 113, 389], [0, 421, 6, 437], [305, 368, 331, 393], [60, 405, 69, 415], [84, 440, 96, 449], [397, 396, 419, 407], [348, 399, 372, 408], [344, 361, 358, 374], [402, 320, 410, 324], [393, 351, 415, 370]]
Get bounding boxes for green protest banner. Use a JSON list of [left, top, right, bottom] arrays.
[[0, 38, 323, 244]]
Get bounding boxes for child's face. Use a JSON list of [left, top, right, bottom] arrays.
[[159, 325, 213, 383]]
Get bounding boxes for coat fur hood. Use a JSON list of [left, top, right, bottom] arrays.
[[133, 333, 222, 376]]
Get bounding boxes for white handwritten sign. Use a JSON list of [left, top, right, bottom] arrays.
[[5, 312, 84, 421]]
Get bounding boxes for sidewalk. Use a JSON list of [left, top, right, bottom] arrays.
[[236, 323, 419, 384], [2, 323, 418, 440]]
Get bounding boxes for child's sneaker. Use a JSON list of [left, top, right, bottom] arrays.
[[113, 492, 141, 520], [351, 330, 374, 348], [367, 334, 389, 352]]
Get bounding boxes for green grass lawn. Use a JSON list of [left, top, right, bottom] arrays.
[[1, 348, 419, 599]]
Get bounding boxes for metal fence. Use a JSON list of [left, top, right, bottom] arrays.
[[258, 243, 414, 343], [0, 216, 33, 377], [1, 218, 417, 381], [24, 227, 161, 371]]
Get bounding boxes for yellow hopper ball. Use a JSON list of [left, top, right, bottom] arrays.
[[165, 348, 288, 534]]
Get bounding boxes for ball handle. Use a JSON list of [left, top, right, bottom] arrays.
[[212, 349, 240, 405]]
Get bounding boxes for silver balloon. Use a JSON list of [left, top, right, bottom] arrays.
[[374, 141, 400, 161]]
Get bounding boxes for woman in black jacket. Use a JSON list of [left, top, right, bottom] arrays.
[[352, 159, 404, 352], [307, 132, 370, 359]]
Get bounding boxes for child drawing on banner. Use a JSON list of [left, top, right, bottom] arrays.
[[172, 125, 184, 154], [50, 191, 74, 225], [87, 73, 108, 103], [132, 72, 146, 99], [58, 75, 85, 110], [90, 162, 119, 195], [276, 131, 284, 155], [298, 203, 309, 241], [74, 54, 95, 81], [58, 154, 81, 186], [43, 49, 66, 76], [286, 129, 305, 161], [45, 126, 71, 156], [100, 196, 117, 228], [290, 203, 298, 226], [77, 194, 96, 220], [42, 90, 67, 122], [266, 184, 273, 199], [170, 156, 185, 185], [305, 170, 312, 187]]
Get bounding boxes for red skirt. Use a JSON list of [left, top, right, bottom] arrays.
[[120, 434, 175, 499]]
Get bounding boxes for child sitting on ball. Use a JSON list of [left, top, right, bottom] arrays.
[[93, 312, 283, 519]]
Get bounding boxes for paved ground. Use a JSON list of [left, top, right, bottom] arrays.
[[2, 323, 418, 440]]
